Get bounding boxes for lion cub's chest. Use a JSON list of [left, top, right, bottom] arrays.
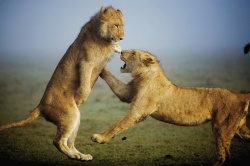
[[91, 55, 109, 71]]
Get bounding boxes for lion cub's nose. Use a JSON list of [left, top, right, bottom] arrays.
[[121, 51, 123, 54]]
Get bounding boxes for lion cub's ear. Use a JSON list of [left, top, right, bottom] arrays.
[[142, 54, 155, 66], [100, 7, 107, 14], [117, 9, 123, 16]]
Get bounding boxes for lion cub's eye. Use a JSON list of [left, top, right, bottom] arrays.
[[115, 24, 119, 29]]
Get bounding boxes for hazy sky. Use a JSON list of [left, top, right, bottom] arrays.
[[0, 0, 250, 59]]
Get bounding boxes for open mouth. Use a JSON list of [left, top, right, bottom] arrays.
[[121, 62, 126, 69]]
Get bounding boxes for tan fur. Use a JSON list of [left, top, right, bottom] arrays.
[[91, 49, 250, 166], [0, 6, 124, 161]]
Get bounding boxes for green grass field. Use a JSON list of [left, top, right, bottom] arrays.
[[0, 54, 250, 166]]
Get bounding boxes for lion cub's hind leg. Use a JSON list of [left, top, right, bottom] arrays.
[[67, 111, 93, 160], [53, 108, 92, 161], [236, 102, 250, 141], [212, 109, 242, 166], [236, 118, 250, 141]]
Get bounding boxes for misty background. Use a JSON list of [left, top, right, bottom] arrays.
[[0, 0, 249, 90]]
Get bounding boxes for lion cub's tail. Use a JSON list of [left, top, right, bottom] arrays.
[[0, 107, 40, 131]]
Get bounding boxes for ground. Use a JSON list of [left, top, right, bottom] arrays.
[[0, 53, 250, 166]]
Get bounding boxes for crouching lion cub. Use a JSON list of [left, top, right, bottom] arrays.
[[0, 6, 124, 161], [91, 49, 250, 166]]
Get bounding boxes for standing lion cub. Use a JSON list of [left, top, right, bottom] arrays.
[[91, 50, 250, 166], [0, 6, 124, 161]]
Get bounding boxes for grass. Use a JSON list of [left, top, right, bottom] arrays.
[[0, 54, 250, 166]]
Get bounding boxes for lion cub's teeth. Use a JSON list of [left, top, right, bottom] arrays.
[[121, 63, 126, 69]]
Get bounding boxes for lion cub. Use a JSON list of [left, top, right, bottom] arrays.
[[92, 50, 250, 166], [0, 6, 124, 161]]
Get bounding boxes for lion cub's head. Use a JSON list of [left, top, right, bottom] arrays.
[[120, 50, 158, 76], [98, 6, 124, 42]]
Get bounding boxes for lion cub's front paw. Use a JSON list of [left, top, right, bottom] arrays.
[[91, 134, 106, 144], [75, 93, 85, 106], [113, 43, 122, 53], [75, 88, 91, 106]]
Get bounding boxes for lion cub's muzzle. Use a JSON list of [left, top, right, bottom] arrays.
[[111, 36, 124, 42], [120, 52, 128, 70]]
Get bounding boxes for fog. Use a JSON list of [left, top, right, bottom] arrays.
[[1, 0, 249, 57]]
